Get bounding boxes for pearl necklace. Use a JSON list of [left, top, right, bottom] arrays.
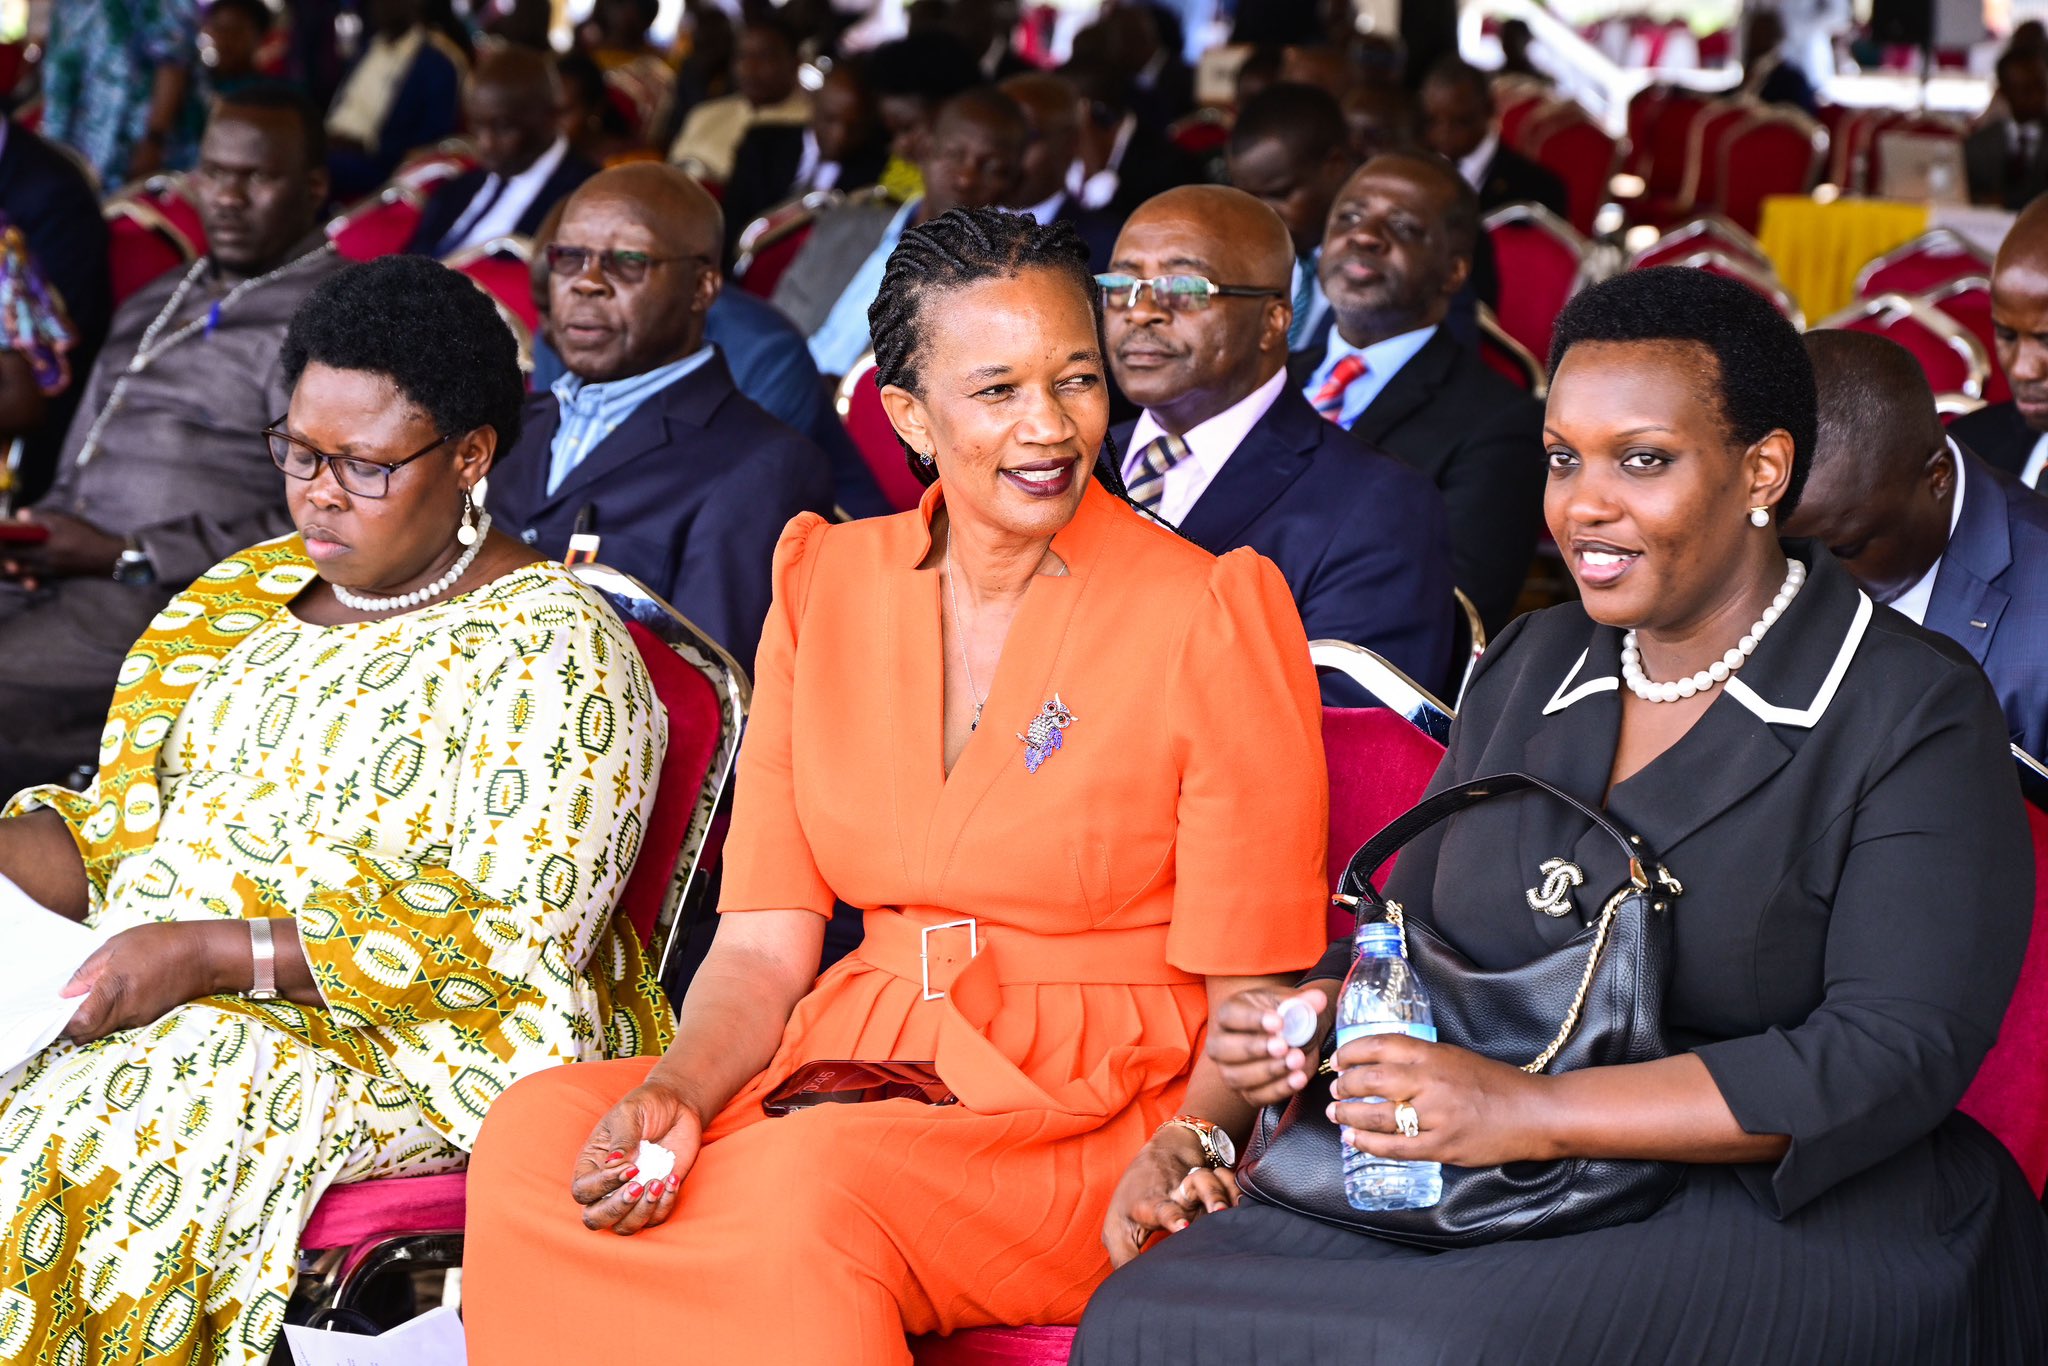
[[75, 245, 338, 467], [1621, 557, 1806, 703], [331, 511, 492, 613]]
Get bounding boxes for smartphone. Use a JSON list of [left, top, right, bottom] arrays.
[[761, 1060, 958, 1117], [0, 523, 48, 545]]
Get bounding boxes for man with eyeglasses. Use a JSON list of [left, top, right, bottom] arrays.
[[1290, 152, 1544, 634], [1103, 185, 1455, 699], [772, 86, 1028, 380], [487, 163, 830, 673], [0, 85, 344, 796]]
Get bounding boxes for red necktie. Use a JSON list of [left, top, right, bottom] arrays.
[[1312, 354, 1368, 423]]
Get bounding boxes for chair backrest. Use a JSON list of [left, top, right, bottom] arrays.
[[1483, 203, 1587, 365], [1644, 88, 1711, 199], [1624, 85, 1665, 178], [1838, 107, 1904, 192], [1956, 746, 2048, 1196], [103, 202, 193, 308], [1476, 302, 1548, 399], [1500, 91, 1559, 152], [1525, 112, 1621, 236], [326, 186, 427, 261], [1678, 99, 1756, 213], [1854, 227, 1993, 301], [1167, 107, 1231, 155], [735, 195, 832, 298], [1935, 392, 1986, 424], [1817, 292, 1990, 399], [572, 564, 751, 982], [1922, 276, 2009, 405], [1627, 214, 1770, 271], [1666, 248, 1803, 326], [837, 353, 931, 513], [1716, 109, 1827, 234]]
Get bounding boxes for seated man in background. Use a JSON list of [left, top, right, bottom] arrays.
[[1788, 329, 2048, 759], [1292, 152, 1545, 633], [1951, 193, 2048, 484], [863, 30, 985, 201], [723, 58, 892, 263], [669, 12, 811, 186], [490, 164, 832, 670], [1063, 60, 1204, 266], [1106, 185, 1455, 695], [0, 87, 346, 795], [1968, 47, 2048, 210], [198, 0, 274, 101], [407, 47, 595, 257], [1226, 82, 1355, 352], [1418, 57, 1567, 220], [775, 86, 1028, 379], [325, 0, 466, 200], [1000, 71, 1084, 225]]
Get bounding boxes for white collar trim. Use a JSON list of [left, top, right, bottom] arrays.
[[1542, 649, 1619, 715]]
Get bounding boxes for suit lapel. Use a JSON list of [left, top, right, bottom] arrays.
[[1175, 388, 1319, 551], [1924, 451, 2014, 665], [527, 357, 733, 516], [1349, 329, 1454, 452]]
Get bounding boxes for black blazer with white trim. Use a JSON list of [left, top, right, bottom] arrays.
[[1310, 544, 2033, 1218]]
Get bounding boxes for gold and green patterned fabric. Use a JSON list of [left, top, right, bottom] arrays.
[[0, 535, 673, 1364]]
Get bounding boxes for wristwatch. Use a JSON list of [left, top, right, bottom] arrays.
[[113, 539, 156, 586], [1158, 1114, 1237, 1170], [245, 918, 279, 1001]]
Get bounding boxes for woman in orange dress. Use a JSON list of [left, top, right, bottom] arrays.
[[462, 207, 1331, 1362]]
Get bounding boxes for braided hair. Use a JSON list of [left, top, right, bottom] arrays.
[[866, 206, 1133, 497]]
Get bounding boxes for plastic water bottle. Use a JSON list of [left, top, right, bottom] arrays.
[[1335, 920, 1443, 1210]]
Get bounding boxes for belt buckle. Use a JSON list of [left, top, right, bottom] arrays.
[[920, 918, 980, 1001]]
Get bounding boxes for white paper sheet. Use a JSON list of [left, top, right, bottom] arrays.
[[0, 871, 106, 1074], [282, 1305, 467, 1366]]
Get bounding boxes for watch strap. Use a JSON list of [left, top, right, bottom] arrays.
[[246, 918, 279, 1001], [1158, 1115, 1230, 1168]]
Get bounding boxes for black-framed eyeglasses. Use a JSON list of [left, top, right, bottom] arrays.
[[1093, 272, 1286, 313], [263, 420, 462, 499], [544, 243, 708, 285]]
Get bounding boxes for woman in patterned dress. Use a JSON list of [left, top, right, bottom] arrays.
[[0, 255, 671, 1365]]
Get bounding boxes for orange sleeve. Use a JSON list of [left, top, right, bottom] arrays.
[[716, 512, 836, 919], [1163, 548, 1331, 978]]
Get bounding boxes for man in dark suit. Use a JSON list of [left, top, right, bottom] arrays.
[[1063, 62, 1203, 267], [1950, 194, 2048, 486], [999, 72, 1083, 225], [407, 48, 596, 258], [1968, 48, 2048, 211], [0, 114, 110, 502], [1227, 83, 1356, 353], [1419, 57, 1567, 220], [1291, 152, 1546, 633], [1106, 186, 1456, 696], [325, 0, 464, 200], [1789, 330, 2048, 758], [489, 164, 831, 672], [722, 62, 892, 263]]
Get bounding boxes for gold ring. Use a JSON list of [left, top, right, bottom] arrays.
[[1394, 1101, 1420, 1138]]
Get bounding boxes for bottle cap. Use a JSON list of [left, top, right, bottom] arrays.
[[1275, 995, 1318, 1048], [1355, 921, 1404, 956]]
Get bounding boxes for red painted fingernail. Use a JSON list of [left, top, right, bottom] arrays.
[[667, 1174, 681, 1193], [624, 1182, 643, 1200], [620, 1166, 638, 1182], [607, 1151, 625, 1163]]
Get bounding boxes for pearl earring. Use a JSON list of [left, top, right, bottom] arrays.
[[456, 489, 479, 546], [1748, 505, 1771, 528]]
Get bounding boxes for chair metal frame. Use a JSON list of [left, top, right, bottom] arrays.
[[1852, 227, 1993, 300], [1452, 588, 1488, 710], [1675, 96, 1760, 215], [1476, 302, 1549, 400], [1816, 291, 1990, 400], [1309, 639, 1455, 744], [1668, 248, 1804, 328], [1626, 213, 1769, 271], [324, 182, 428, 244], [102, 194, 200, 262], [1714, 106, 1829, 228], [733, 185, 892, 282], [1936, 391, 1987, 420], [441, 235, 539, 373]]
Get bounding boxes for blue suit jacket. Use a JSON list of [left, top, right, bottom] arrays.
[[1924, 447, 2048, 760], [487, 352, 833, 673], [1113, 385, 1458, 699], [326, 36, 463, 200], [404, 153, 598, 257]]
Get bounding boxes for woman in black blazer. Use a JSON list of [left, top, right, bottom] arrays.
[[1074, 268, 2048, 1363]]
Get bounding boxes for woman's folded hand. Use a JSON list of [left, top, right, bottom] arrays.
[[570, 1080, 703, 1236], [1101, 1127, 1239, 1269], [1327, 1034, 1553, 1169], [1206, 986, 1328, 1108], [60, 921, 241, 1044]]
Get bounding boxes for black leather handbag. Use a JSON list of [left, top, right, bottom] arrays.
[[1235, 771, 1687, 1248]]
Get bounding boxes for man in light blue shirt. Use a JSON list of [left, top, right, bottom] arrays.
[[773, 88, 1030, 379]]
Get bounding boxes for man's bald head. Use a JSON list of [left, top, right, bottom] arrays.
[[1783, 330, 1956, 604], [565, 161, 725, 259], [464, 45, 564, 177], [1991, 197, 2048, 432], [1105, 186, 1295, 435], [550, 164, 724, 382]]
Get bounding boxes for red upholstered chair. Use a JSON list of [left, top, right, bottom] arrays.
[[327, 187, 427, 261], [1635, 97, 1749, 225], [1956, 748, 2048, 1195], [1814, 103, 1855, 182], [293, 570, 748, 1318], [392, 141, 477, 193], [1477, 304, 1547, 400], [104, 200, 195, 308], [1677, 99, 1760, 218], [1525, 111, 1621, 235], [735, 191, 842, 298], [1631, 87, 1710, 216], [1499, 91, 1559, 153], [1716, 108, 1827, 234], [1936, 392, 1986, 425], [1817, 292, 1989, 399], [1695, 28, 1734, 65], [1661, 249, 1803, 326], [1167, 107, 1231, 157], [446, 238, 542, 334], [1855, 227, 1993, 301], [838, 352, 931, 514], [1623, 85, 1666, 179], [1922, 277, 2009, 405], [1626, 215, 1770, 271], [1484, 203, 1587, 365]]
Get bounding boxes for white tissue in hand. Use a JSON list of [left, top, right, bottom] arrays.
[[633, 1140, 676, 1182]]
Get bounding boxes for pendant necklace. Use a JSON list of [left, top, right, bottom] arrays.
[[943, 541, 988, 731]]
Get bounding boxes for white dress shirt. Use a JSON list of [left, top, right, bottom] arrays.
[[440, 136, 571, 256], [1068, 114, 1137, 210], [2021, 430, 2048, 490], [1122, 368, 1290, 525], [1458, 130, 1500, 194], [1886, 448, 1968, 626]]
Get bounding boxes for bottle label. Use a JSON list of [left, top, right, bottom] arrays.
[[1334, 1022, 1436, 1104]]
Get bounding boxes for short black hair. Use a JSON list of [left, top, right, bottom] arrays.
[[1997, 45, 2048, 83], [864, 30, 980, 104], [1802, 328, 1943, 478], [1548, 267, 1817, 519], [207, 0, 274, 30], [556, 51, 631, 135], [741, 10, 801, 55], [1230, 81, 1348, 163], [282, 256, 525, 450], [1422, 55, 1490, 101], [215, 79, 327, 169]]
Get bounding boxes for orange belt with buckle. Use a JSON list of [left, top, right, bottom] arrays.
[[855, 910, 1199, 1000]]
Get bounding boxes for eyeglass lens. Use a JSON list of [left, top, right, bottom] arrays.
[[546, 245, 658, 284], [267, 433, 396, 498], [1095, 274, 1220, 312]]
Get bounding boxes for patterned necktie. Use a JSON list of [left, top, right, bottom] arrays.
[[1311, 353, 1369, 424], [1287, 256, 1315, 351], [1125, 432, 1190, 513]]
